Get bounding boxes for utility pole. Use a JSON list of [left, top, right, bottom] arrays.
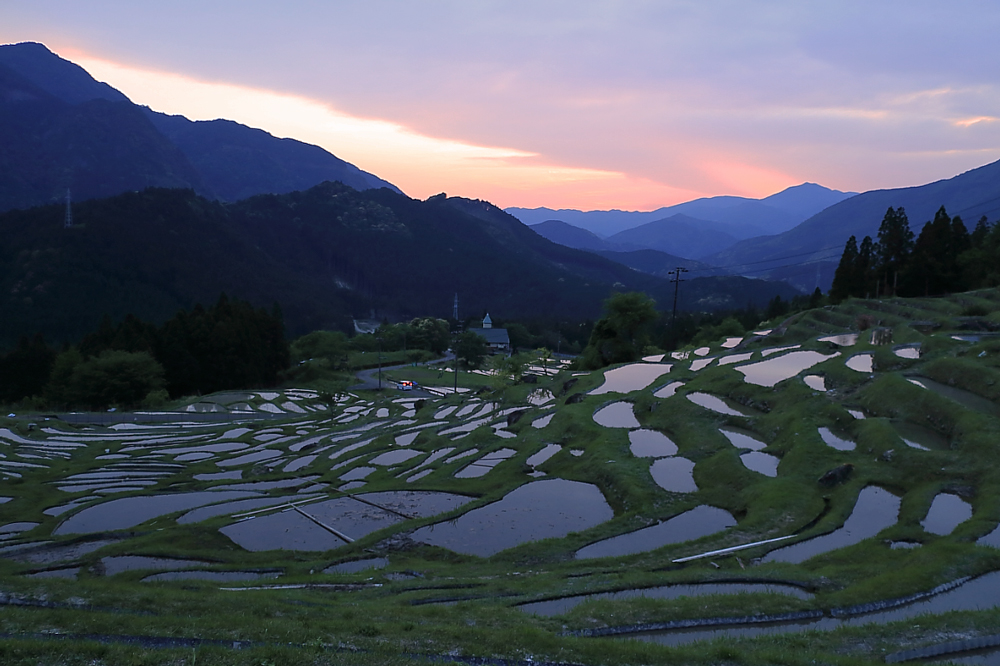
[[668, 267, 688, 326], [64, 189, 73, 228]]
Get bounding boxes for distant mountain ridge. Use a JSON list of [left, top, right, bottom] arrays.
[[0, 41, 399, 211], [508, 182, 856, 239], [704, 158, 1000, 293]]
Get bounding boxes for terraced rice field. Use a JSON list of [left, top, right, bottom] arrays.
[[2, 290, 1000, 664]]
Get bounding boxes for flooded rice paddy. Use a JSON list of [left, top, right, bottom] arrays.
[[628, 429, 678, 457], [520, 579, 811, 616], [686, 392, 751, 417], [921, 493, 973, 536], [3, 303, 1000, 663], [593, 402, 641, 428], [649, 457, 698, 493], [576, 506, 736, 559], [411, 479, 613, 556], [590, 363, 673, 395], [818, 427, 856, 451], [735, 351, 840, 387], [763, 487, 900, 563]]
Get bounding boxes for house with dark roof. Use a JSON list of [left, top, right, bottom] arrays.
[[468, 313, 510, 353]]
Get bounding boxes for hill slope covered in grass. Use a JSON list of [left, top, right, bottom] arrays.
[[1, 288, 999, 664]]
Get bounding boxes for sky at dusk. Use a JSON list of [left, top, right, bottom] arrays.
[[3, 1, 1000, 210]]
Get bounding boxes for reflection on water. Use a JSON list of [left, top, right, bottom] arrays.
[[594, 402, 641, 428], [142, 570, 279, 582], [690, 357, 715, 371], [520, 579, 811, 616], [803, 375, 826, 391], [893, 345, 920, 359], [846, 353, 873, 373], [720, 428, 767, 451], [906, 376, 1000, 417], [576, 505, 735, 560], [653, 381, 684, 398], [722, 337, 743, 349], [632, 570, 1000, 647], [650, 457, 697, 493], [324, 557, 389, 574], [591, 364, 674, 395], [532, 413, 554, 429], [411, 479, 613, 557], [736, 351, 840, 387], [819, 333, 859, 346], [687, 393, 751, 417], [891, 420, 947, 451], [818, 427, 855, 451], [718, 352, 753, 367], [740, 451, 779, 477], [922, 493, 973, 536], [55, 491, 261, 535], [629, 430, 678, 458], [526, 444, 561, 468], [763, 486, 899, 564]]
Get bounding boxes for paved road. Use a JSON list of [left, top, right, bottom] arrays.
[[349, 351, 453, 397]]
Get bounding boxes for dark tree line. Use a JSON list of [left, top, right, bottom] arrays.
[[0, 294, 289, 409], [831, 206, 996, 301]]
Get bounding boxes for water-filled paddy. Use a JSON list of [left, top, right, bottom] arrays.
[[411, 479, 613, 557], [740, 451, 779, 476], [628, 429, 678, 458], [520, 579, 811, 616], [576, 505, 735, 559], [818, 427, 855, 451], [736, 351, 839, 387], [649, 457, 697, 493], [593, 402, 640, 428], [907, 376, 1000, 416], [819, 333, 859, 346], [719, 428, 767, 451], [846, 353, 874, 373], [634, 571, 1000, 647], [763, 486, 900, 563], [687, 393, 751, 417], [590, 363, 673, 395], [653, 381, 684, 398], [922, 493, 973, 536]]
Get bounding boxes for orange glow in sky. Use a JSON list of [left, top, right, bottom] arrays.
[[73, 53, 707, 210]]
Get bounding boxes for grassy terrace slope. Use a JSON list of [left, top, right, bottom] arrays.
[[2, 290, 1000, 664]]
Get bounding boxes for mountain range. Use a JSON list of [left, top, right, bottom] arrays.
[[0, 42, 397, 213], [0, 184, 800, 349], [508, 182, 857, 240], [705, 159, 1000, 292]]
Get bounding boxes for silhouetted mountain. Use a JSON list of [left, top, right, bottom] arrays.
[[0, 41, 128, 104], [0, 61, 208, 211], [604, 213, 739, 259], [530, 219, 612, 251], [0, 41, 399, 212], [593, 249, 722, 279], [507, 183, 854, 238], [145, 111, 399, 201], [704, 159, 1000, 293], [0, 184, 800, 349]]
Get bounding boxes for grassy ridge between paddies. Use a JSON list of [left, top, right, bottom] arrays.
[[1, 290, 1000, 664]]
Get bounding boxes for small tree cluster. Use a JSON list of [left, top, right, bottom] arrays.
[[831, 206, 992, 301]]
